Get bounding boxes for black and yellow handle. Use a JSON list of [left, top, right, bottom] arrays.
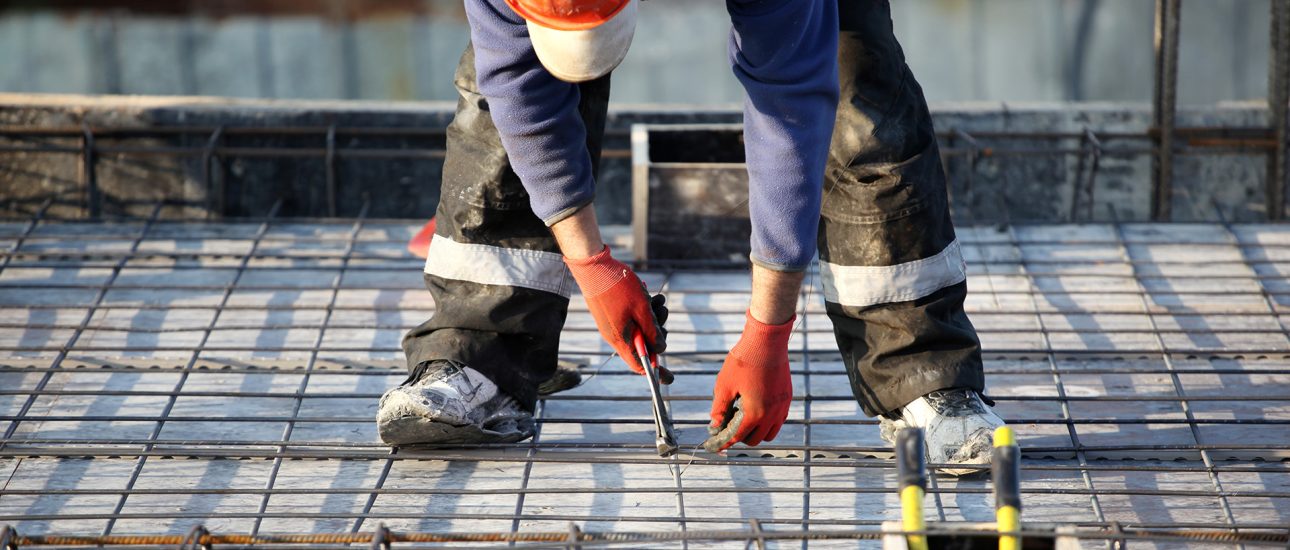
[[896, 428, 929, 550], [992, 426, 1021, 550]]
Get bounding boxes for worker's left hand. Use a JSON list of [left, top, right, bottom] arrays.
[[565, 245, 673, 383], [705, 311, 794, 452]]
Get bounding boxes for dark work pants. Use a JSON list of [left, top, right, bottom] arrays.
[[403, 0, 984, 416], [819, 0, 984, 416]]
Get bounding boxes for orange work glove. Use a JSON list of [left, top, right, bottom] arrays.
[[565, 245, 672, 383], [705, 311, 794, 452]]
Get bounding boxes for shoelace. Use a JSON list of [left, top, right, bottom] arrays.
[[399, 361, 433, 387], [400, 360, 491, 404], [400, 360, 463, 387], [923, 388, 985, 417]]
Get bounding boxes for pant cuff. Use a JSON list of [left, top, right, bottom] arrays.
[[859, 362, 984, 417]]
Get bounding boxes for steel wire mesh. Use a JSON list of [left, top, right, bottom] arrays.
[[0, 206, 1288, 548]]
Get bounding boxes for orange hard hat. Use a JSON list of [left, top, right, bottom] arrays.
[[503, 0, 638, 83], [504, 0, 631, 31]]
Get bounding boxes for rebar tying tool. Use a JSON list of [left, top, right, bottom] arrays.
[[633, 331, 678, 457]]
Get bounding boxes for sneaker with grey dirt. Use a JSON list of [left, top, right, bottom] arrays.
[[879, 388, 1005, 476], [377, 360, 535, 446]]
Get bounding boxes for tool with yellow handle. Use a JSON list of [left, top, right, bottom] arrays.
[[896, 428, 929, 550], [993, 426, 1021, 550]]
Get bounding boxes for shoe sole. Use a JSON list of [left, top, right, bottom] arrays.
[[378, 415, 533, 446], [537, 360, 584, 396]]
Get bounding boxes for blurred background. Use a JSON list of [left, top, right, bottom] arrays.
[[0, 0, 1273, 105], [0, 0, 1281, 225]]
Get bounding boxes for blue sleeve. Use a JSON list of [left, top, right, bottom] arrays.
[[464, 0, 596, 226], [728, 0, 839, 271]]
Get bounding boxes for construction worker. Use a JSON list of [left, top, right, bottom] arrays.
[[377, 0, 1006, 472]]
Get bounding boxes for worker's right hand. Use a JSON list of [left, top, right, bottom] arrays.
[[565, 245, 672, 383], [706, 311, 794, 452]]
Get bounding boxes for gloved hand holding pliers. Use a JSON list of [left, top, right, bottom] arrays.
[[565, 245, 672, 384]]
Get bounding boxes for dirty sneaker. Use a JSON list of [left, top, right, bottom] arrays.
[[879, 388, 1005, 476], [377, 360, 535, 446]]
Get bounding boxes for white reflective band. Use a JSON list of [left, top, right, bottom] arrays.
[[820, 239, 966, 307], [423, 235, 575, 298]]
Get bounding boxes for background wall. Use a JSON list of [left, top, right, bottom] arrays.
[[0, 0, 1274, 105]]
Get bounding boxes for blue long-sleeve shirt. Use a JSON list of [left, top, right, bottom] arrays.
[[465, 0, 839, 271]]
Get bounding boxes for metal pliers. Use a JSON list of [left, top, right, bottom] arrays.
[[633, 332, 678, 457]]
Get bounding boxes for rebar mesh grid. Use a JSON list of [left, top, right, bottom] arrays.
[[1, 204, 1288, 548]]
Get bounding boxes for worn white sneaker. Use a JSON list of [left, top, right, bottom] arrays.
[[879, 388, 1005, 476], [377, 361, 535, 446]]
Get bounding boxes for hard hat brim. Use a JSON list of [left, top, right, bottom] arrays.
[[527, 0, 637, 83]]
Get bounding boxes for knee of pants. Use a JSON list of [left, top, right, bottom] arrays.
[[818, 160, 956, 268]]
